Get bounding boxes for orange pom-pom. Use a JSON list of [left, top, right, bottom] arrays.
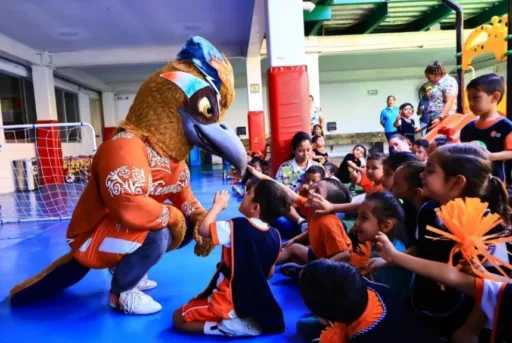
[[426, 198, 512, 283]]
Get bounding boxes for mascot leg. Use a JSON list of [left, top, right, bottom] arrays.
[[10, 253, 90, 306]]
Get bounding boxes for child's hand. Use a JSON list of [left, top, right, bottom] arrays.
[[213, 190, 230, 210], [375, 232, 398, 263], [247, 165, 268, 180], [311, 193, 334, 216], [366, 257, 388, 271]]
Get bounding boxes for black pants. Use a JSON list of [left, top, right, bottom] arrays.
[[111, 228, 170, 294]]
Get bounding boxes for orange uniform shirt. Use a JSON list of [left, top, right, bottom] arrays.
[[296, 197, 352, 259]]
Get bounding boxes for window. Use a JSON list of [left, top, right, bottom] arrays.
[[55, 88, 80, 142], [0, 72, 37, 141]]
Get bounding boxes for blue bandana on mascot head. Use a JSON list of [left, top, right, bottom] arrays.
[[160, 36, 245, 175]]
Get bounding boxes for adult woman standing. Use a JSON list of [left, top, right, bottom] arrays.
[[380, 95, 399, 154], [424, 61, 459, 127]]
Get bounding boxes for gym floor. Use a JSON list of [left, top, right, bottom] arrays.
[[0, 167, 308, 342]]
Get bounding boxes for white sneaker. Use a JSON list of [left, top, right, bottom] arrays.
[[136, 274, 157, 291], [108, 267, 157, 291], [109, 289, 162, 315], [218, 317, 263, 337]]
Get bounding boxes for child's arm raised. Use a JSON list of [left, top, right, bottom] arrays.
[[311, 192, 360, 215], [375, 232, 476, 296], [198, 190, 230, 239], [247, 166, 299, 203]]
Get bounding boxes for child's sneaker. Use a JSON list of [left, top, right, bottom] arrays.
[[280, 262, 304, 281], [109, 289, 162, 315], [217, 317, 263, 337]]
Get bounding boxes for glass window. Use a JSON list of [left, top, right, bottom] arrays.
[[55, 88, 81, 142], [0, 72, 36, 142]]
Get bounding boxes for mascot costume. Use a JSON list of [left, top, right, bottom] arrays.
[[9, 36, 247, 315]]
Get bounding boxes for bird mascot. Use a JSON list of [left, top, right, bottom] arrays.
[[9, 36, 247, 315]]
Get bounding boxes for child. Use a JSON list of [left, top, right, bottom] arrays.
[[355, 192, 412, 299], [312, 135, 329, 165], [324, 162, 338, 180], [460, 73, 512, 182], [388, 134, 411, 153], [381, 152, 417, 190], [427, 136, 448, 156], [172, 180, 291, 337], [299, 260, 438, 343], [394, 103, 421, 143], [376, 232, 511, 343], [312, 124, 324, 137], [336, 144, 367, 192], [412, 139, 429, 162], [390, 161, 427, 246], [351, 152, 386, 204], [248, 166, 352, 268], [298, 165, 326, 198], [408, 143, 511, 339]]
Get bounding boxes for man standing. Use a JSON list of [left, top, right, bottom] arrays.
[[380, 95, 399, 153]]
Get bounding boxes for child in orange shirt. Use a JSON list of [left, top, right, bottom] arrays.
[[173, 180, 290, 337], [247, 166, 352, 273]]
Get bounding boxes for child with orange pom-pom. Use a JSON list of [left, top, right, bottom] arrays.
[[403, 143, 511, 340]]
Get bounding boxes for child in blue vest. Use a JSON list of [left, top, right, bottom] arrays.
[[460, 73, 512, 182], [172, 180, 290, 337]]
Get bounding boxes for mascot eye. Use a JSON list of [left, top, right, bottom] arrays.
[[198, 97, 213, 118]]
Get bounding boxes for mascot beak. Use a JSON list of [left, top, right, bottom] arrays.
[[179, 109, 247, 175], [160, 71, 247, 174]]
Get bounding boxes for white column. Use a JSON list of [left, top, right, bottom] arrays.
[[305, 53, 320, 105], [101, 92, 117, 127], [32, 65, 58, 121], [264, 0, 306, 67], [246, 56, 264, 112]]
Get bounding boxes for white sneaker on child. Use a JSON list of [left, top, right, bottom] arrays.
[[109, 288, 162, 315], [217, 317, 263, 337]]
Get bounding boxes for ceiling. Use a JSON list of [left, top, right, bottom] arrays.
[[308, 0, 507, 36], [0, 0, 254, 53]]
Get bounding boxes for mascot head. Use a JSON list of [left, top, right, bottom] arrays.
[[121, 36, 246, 174]]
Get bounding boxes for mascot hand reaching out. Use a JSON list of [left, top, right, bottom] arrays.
[[9, 36, 247, 315]]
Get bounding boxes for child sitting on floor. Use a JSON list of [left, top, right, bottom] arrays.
[[248, 166, 352, 276], [299, 260, 438, 343], [298, 165, 326, 198], [172, 180, 290, 337], [312, 135, 329, 165]]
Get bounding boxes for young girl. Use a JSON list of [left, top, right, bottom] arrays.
[[409, 143, 511, 339], [394, 102, 421, 143], [337, 144, 367, 193], [312, 135, 329, 165], [351, 152, 386, 204], [312, 124, 324, 137], [381, 152, 417, 190], [391, 161, 428, 245], [376, 232, 511, 343], [355, 191, 412, 299]]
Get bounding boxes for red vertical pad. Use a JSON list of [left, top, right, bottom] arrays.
[[247, 111, 266, 154], [36, 120, 64, 185], [267, 66, 310, 176], [103, 127, 117, 140]]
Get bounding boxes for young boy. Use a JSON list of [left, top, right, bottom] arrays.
[[312, 135, 329, 165], [300, 259, 438, 343], [298, 165, 326, 198], [460, 73, 512, 182], [412, 139, 429, 162], [394, 103, 421, 143], [172, 180, 290, 337]]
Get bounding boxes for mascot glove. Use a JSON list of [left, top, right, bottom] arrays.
[[167, 206, 187, 251], [192, 211, 215, 257]]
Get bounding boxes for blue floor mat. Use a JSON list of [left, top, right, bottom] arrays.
[[0, 167, 308, 342]]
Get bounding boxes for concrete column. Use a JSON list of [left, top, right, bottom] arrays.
[[305, 52, 320, 105], [32, 65, 58, 121], [101, 92, 117, 139], [246, 56, 264, 112]]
